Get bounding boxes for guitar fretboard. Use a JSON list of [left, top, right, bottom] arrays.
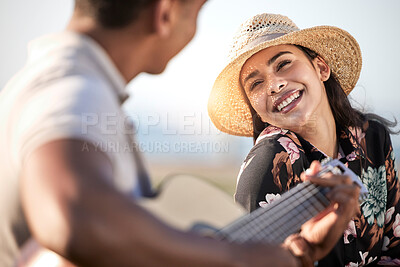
[[215, 181, 330, 244]]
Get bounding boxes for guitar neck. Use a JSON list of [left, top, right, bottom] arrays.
[[215, 181, 330, 244]]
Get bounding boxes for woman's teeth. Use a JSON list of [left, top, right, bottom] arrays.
[[277, 91, 301, 111]]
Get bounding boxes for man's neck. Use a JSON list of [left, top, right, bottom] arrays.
[[66, 12, 153, 82]]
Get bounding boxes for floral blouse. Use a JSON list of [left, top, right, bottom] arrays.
[[235, 120, 400, 266]]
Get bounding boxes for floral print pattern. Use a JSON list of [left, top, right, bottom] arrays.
[[378, 256, 400, 265], [385, 207, 395, 224], [349, 126, 366, 144], [359, 251, 377, 266], [345, 263, 359, 267], [256, 126, 288, 145], [361, 166, 387, 227], [382, 236, 390, 251], [277, 137, 300, 164], [344, 220, 357, 244], [235, 120, 400, 266], [393, 214, 400, 238], [259, 193, 281, 208]]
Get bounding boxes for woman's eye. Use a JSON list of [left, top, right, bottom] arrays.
[[277, 60, 291, 71], [250, 80, 263, 91]]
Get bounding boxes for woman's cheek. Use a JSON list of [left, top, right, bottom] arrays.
[[251, 91, 267, 110]]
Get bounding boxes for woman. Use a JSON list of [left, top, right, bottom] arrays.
[[208, 13, 400, 266]]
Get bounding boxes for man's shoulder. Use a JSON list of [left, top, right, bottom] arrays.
[[1, 31, 125, 112], [2, 66, 115, 111]]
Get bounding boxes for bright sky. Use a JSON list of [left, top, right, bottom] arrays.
[[1, 0, 400, 159]]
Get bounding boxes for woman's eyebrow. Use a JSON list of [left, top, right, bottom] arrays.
[[243, 70, 260, 85], [267, 51, 292, 66], [243, 51, 292, 85]]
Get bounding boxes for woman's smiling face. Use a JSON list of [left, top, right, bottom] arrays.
[[240, 44, 332, 133]]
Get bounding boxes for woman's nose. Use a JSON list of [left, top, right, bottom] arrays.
[[266, 75, 287, 95]]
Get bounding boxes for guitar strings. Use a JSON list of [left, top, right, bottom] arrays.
[[218, 181, 315, 238], [216, 181, 330, 244], [228, 184, 321, 243], [245, 184, 327, 243], [247, 184, 327, 242], [227, 185, 324, 243], [254, 189, 326, 243]]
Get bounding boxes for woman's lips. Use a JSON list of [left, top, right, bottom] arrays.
[[273, 90, 303, 113]]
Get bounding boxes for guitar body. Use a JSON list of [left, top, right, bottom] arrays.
[[140, 174, 246, 231]]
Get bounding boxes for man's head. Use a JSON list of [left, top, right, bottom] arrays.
[[74, 0, 157, 28], [146, 0, 207, 74], [71, 0, 207, 79]]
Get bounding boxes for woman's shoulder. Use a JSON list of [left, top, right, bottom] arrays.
[[356, 119, 393, 162], [364, 119, 390, 139], [367, 119, 387, 130], [346, 119, 389, 143], [250, 125, 303, 161], [255, 125, 297, 144]]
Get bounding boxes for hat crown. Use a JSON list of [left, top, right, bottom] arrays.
[[229, 13, 299, 61]]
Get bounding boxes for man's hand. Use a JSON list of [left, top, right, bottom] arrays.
[[17, 239, 74, 267]]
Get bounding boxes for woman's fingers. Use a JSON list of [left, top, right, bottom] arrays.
[[306, 173, 353, 187], [301, 160, 361, 217], [328, 183, 361, 215], [301, 161, 321, 181], [296, 161, 361, 261]]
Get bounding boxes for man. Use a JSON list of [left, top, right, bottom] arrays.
[[0, 0, 360, 266]]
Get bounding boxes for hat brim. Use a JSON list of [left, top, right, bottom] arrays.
[[208, 26, 362, 137]]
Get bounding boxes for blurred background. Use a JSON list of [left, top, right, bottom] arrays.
[[1, 0, 399, 195]]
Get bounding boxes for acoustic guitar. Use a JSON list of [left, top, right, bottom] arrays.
[[17, 159, 367, 266]]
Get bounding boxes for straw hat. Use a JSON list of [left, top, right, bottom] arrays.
[[208, 13, 362, 137]]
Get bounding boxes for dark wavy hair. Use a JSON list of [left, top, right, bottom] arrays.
[[75, 0, 158, 28], [250, 45, 398, 142]]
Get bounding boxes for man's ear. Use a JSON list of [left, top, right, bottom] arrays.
[[314, 56, 331, 82], [153, 0, 176, 38]]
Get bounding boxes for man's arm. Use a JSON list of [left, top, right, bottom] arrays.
[[20, 139, 300, 267]]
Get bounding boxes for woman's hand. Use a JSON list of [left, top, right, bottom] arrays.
[[283, 160, 360, 266]]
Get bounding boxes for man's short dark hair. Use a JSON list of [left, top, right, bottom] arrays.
[[75, 0, 157, 28]]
